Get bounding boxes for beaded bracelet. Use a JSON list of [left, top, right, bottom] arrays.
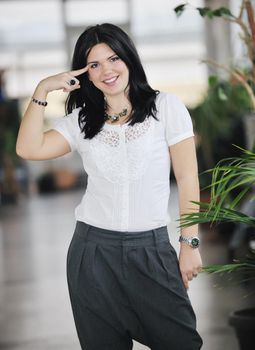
[[31, 97, 48, 107]]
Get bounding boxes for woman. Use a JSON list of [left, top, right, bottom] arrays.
[[16, 23, 203, 350]]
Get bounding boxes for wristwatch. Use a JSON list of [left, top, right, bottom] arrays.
[[179, 235, 200, 248]]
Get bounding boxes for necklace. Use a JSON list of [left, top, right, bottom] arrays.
[[104, 108, 128, 123]]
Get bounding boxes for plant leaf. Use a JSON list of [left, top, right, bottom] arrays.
[[196, 6, 234, 18], [179, 204, 255, 228], [213, 7, 234, 17], [208, 75, 218, 87], [174, 4, 187, 17], [197, 7, 212, 17], [202, 263, 249, 274], [218, 86, 228, 101]]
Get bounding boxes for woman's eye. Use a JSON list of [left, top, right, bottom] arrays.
[[90, 63, 98, 69], [110, 56, 120, 62]]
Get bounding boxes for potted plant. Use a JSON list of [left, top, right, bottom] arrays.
[[174, 2, 255, 349], [175, 0, 255, 176], [190, 77, 250, 188], [174, 1, 255, 106], [179, 146, 255, 350]]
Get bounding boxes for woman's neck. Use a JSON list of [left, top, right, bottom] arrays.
[[104, 94, 131, 114]]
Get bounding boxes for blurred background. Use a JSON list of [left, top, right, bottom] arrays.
[[0, 0, 255, 349]]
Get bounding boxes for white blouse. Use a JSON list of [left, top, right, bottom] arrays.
[[52, 92, 194, 232]]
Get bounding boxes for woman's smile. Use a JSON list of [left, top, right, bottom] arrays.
[[87, 43, 129, 97], [102, 75, 119, 86]]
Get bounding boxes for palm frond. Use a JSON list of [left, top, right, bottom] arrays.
[[202, 255, 255, 277], [202, 262, 251, 274], [179, 201, 255, 227], [182, 147, 255, 227]]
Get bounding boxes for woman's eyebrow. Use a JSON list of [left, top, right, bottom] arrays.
[[87, 54, 116, 65]]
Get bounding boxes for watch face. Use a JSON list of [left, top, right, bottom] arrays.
[[191, 238, 200, 248]]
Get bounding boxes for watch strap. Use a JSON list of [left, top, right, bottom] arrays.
[[179, 235, 200, 248]]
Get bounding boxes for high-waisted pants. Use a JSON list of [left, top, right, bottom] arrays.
[[67, 221, 203, 350]]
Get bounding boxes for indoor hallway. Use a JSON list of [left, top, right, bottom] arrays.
[[0, 185, 252, 350]]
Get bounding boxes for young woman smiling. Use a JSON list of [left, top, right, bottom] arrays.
[[16, 23, 203, 350]]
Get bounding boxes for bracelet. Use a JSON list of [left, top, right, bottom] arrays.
[[31, 97, 48, 106]]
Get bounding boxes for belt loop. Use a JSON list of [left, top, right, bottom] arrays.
[[152, 229, 159, 246], [121, 237, 127, 280], [152, 227, 171, 282], [84, 222, 92, 240]]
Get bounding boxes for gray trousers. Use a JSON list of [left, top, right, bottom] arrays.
[[67, 221, 203, 350]]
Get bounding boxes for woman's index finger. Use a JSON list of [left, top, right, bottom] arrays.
[[71, 65, 89, 76]]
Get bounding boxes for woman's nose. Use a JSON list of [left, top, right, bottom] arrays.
[[101, 62, 112, 75]]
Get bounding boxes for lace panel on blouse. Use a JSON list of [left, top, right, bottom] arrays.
[[96, 129, 120, 147], [95, 117, 152, 147], [125, 117, 151, 142], [87, 117, 153, 183]]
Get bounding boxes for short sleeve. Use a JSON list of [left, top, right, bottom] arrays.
[[51, 107, 81, 152], [159, 92, 194, 146]]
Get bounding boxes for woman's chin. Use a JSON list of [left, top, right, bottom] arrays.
[[103, 89, 126, 98]]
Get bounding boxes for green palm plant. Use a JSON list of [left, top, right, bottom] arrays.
[[180, 146, 255, 279], [174, 2, 255, 346], [174, 1, 255, 192], [174, 1, 255, 109]]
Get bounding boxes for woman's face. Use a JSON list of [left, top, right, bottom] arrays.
[[86, 43, 129, 99]]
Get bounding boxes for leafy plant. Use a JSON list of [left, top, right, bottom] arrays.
[[174, 2, 255, 189], [173, 2, 255, 280], [182, 146, 255, 225], [180, 146, 255, 277], [191, 78, 250, 176], [174, 1, 255, 110]]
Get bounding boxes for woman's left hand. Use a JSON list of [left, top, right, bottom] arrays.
[[178, 245, 203, 290]]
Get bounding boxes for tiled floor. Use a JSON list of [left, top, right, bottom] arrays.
[[0, 184, 253, 349]]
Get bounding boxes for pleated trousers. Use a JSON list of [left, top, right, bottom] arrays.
[[67, 220, 203, 350]]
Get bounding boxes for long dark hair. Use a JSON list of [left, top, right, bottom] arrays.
[[66, 23, 159, 139]]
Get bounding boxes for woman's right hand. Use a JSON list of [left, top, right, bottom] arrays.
[[38, 65, 90, 93]]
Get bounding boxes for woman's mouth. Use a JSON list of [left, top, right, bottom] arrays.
[[102, 76, 119, 86]]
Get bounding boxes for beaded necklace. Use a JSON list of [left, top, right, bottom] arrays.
[[104, 108, 128, 123]]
